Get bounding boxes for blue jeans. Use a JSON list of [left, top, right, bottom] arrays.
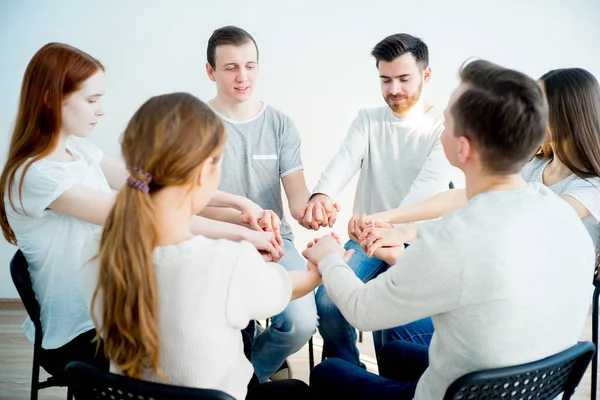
[[315, 240, 434, 366], [251, 239, 318, 382], [310, 339, 430, 400]]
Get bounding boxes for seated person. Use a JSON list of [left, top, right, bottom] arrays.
[[80, 93, 325, 399], [361, 67, 600, 271], [304, 59, 595, 400]]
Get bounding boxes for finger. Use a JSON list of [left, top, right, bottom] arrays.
[[367, 241, 383, 258], [331, 231, 342, 246], [348, 216, 356, 237], [319, 205, 329, 227], [328, 206, 338, 227], [249, 217, 262, 232], [297, 204, 308, 220], [343, 249, 355, 263], [314, 203, 324, 225], [271, 211, 281, 231], [304, 203, 314, 225], [358, 226, 374, 242], [360, 239, 368, 252], [334, 203, 341, 212]]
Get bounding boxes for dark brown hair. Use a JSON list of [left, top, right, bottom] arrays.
[[451, 59, 548, 174]]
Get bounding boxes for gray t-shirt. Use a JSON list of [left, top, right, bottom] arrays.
[[521, 156, 600, 248], [212, 104, 303, 240]]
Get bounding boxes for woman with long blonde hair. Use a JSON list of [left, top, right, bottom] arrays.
[[81, 92, 323, 399], [0, 42, 285, 377]]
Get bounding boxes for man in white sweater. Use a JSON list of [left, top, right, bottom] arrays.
[[298, 33, 454, 365], [303, 59, 595, 400]]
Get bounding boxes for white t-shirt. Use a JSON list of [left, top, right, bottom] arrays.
[[319, 183, 595, 400], [4, 136, 110, 349], [521, 156, 600, 248], [80, 235, 292, 400], [313, 99, 455, 215]]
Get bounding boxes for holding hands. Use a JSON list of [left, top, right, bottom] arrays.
[[238, 200, 285, 262], [297, 194, 341, 230], [302, 232, 355, 273]]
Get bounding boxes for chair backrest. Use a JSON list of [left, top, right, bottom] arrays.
[[9, 249, 42, 334], [443, 341, 596, 400], [65, 361, 236, 400]]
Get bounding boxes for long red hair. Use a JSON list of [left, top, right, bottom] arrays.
[[0, 43, 104, 245]]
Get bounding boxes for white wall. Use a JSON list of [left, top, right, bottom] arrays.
[[0, 0, 599, 297]]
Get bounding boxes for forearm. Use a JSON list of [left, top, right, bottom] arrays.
[[189, 215, 248, 241], [208, 190, 248, 210], [288, 271, 322, 300], [288, 189, 312, 218], [370, 189, 467, 224], [199, 206, 244, 226]]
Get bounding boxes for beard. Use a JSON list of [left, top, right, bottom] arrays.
[[385, 81, 423, 115]]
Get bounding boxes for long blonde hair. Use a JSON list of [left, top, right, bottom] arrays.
[[92, 93, 226, 378]]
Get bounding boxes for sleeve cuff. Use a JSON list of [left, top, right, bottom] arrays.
[[318, 253, 348, 274]]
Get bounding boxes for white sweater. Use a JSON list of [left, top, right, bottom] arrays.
[[318, 183, 595, 400], [80, 235, 292, 400], [313, 101, 453, 215]]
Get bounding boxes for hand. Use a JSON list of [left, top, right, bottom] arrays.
[[347, 213, 374, 242], [297, 194, 341, 230], [243, 230, 285, 262], [360, 225, 407, 257], [305, 233, 354, 274], [302, 232, 353, 267], [370, 246, 404, 266]]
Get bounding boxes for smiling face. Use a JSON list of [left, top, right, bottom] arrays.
[[206, 41, 258, 104], [61, 69, 105, 137], [378, 52, 431, 116]]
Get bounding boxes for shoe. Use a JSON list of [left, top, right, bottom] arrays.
[[269, 359, 293, 381]]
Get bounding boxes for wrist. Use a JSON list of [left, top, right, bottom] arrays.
[[309, 192, 330, 202]]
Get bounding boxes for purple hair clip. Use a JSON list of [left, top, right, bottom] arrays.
[[127, 167, 153, 193]]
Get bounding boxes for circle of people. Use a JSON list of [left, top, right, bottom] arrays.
[[1, 25, 599, 400]]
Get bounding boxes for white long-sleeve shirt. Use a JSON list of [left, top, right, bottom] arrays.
[[313, 101, 453, 215], [318, 183, 594, 400]]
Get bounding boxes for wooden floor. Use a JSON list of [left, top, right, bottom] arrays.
[[0, 305, 597, 399]]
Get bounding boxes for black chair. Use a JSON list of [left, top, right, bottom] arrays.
[[591, 272, 600, 400], [10, 249, 72, 400], [64, 361, 235, 400], [443, 341, 595, 400]]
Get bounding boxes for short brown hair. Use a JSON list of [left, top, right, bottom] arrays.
[[451, 59, 548, 174], [207, 26, 258, 69]]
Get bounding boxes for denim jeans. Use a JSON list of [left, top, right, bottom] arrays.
[[310, 339, 430, 400], [315, 240, 435, 366], [251, 238, 318, 382]]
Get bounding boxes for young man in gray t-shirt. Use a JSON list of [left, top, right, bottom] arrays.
[[201, 25, 317, 382]]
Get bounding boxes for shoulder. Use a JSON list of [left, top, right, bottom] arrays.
[[521, 156, 546, 181], [264, 104, 296, 127], [66, 136, 103, 164]]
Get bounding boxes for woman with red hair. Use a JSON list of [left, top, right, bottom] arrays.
[[0, 42, 284, 377]]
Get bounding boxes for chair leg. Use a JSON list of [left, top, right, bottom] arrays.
[[308, 337, 314, 370], [30, 351, 40, 400], [591, 286, 599, 400], [359, 330, 363, 343]]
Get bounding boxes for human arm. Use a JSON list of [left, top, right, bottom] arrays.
[[302, 231, 463, 332]]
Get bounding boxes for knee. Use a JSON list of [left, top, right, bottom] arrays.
[[277, 299, 317, 345], [315, 286, 339, 318], [310, 358, 345, 387]]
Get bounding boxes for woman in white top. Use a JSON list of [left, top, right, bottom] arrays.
[[0, 43, 285, 378], [359, 67, 600, 272], [80, 92, 328, 399]]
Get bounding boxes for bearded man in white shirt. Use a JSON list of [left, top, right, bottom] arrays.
[[297, 33, 454, 366]]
